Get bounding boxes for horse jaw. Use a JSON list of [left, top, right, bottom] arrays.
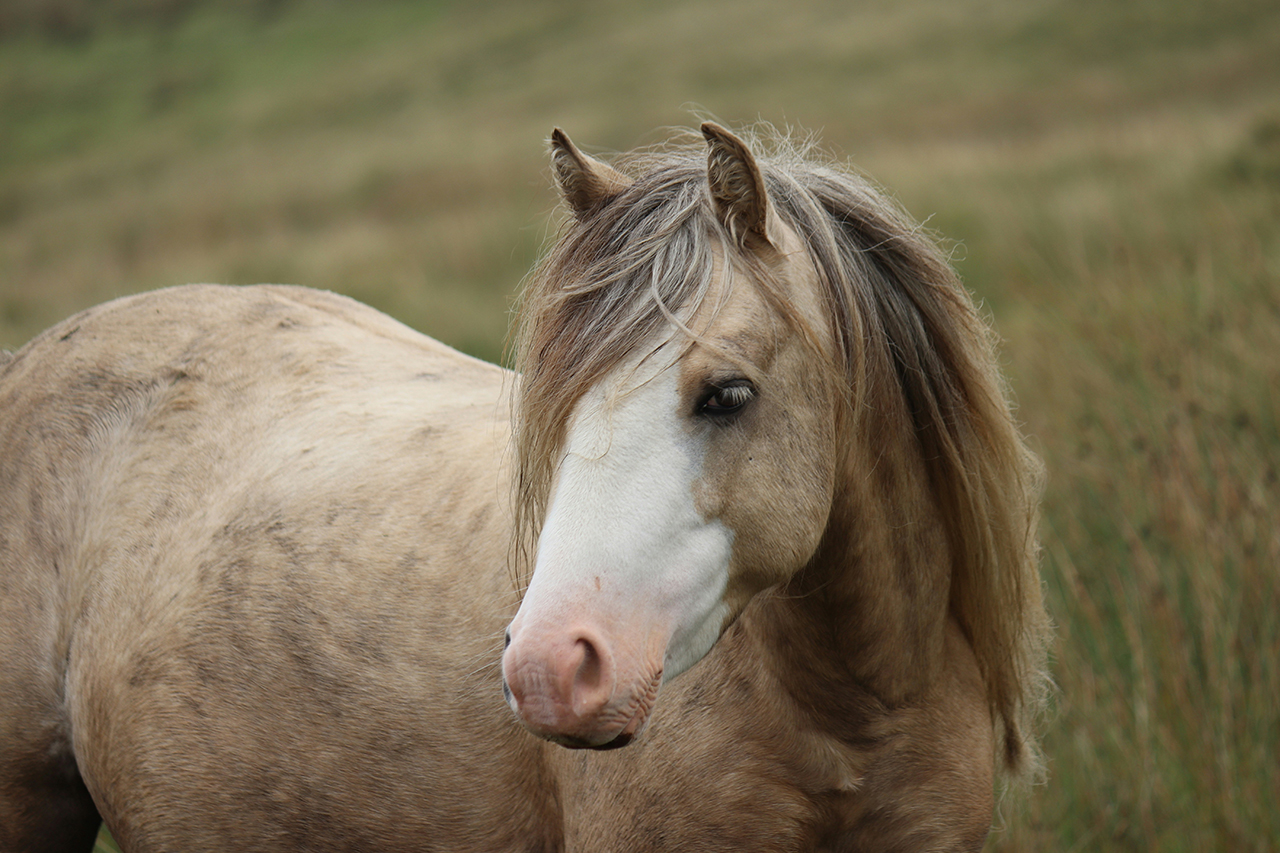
[[502, 340, 733, 748]]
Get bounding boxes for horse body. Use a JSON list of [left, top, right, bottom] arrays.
[[1, 285, 560, 851], [0, 124, 1048, 852]]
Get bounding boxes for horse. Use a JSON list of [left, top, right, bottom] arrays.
[[0, 123, 1050, 852]]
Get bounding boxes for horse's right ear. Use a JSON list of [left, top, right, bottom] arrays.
[[550, 129, 632, 219]]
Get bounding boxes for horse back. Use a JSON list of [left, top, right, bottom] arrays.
[[0, 285, 554, 851]]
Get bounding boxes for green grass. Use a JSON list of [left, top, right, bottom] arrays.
[[3, 1, 1278, 850], [94, 828, 120, 853]]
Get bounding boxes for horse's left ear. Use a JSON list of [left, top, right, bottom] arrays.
[[702, 122, 775, 250], [550, 128, 633, 219]]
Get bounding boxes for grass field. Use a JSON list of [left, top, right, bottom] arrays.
[[3, 1, 1278, 850]]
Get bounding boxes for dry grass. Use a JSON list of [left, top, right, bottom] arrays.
[[969, 130, 1280, 851], [3, 1, 1278, 850]]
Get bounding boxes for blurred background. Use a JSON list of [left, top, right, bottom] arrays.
[[2, 0, 1277, 850]]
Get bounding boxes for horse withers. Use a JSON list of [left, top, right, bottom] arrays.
[[0, 123, 1049, 852]]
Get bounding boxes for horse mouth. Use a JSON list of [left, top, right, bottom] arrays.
[[546, 731, 634, 750], [510, 686, 654, 751], [530, 700, 649, 750]]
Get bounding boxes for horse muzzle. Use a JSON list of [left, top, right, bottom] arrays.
[[501, 621, 662, 749]]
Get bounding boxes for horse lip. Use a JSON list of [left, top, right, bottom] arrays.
[[544, 731, 634, 750], [592, 731, 634, 750], [526, 698, 652, 750]]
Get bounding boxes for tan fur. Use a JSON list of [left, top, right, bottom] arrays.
[[0, 286, 565, 852], [0, 123, 1047, 853]]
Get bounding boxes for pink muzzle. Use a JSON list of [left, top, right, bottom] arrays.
[[502, 617, 664, 749]]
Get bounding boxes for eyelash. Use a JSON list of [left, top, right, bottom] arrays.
[[700, 381, 756, 417]]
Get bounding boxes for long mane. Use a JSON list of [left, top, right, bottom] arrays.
[[513, 126, 1050, 780]]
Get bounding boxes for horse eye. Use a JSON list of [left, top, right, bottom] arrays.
[[700, 381, 756, 416]]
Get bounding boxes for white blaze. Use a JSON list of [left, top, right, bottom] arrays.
[[518, 342, 733, 682]]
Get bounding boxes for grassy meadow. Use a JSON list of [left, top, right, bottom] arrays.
[[2, 1, 1277, 850]]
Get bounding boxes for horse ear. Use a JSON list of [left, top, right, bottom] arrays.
[[702, 122, 774, 249], [550, 128, 632, 219]]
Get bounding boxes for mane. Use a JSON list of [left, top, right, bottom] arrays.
[[512, 126, 1050, 781]]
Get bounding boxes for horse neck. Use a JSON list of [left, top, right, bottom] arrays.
[[763, 403, 953, 711]]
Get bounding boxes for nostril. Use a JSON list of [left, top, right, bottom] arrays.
[[504, 628, 511, 650], [572, 636, 603, 691], [566, 634, 613, 717]]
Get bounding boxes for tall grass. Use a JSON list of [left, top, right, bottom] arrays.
[[2, 1, 1278, 850], [972, 136, 1280, 851]]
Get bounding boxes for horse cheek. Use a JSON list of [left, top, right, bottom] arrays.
[[699, 429, 827, 618]]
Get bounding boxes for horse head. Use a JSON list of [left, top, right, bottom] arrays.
[[501, 124, 843, 748], [501, 123, 1047, 776]]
